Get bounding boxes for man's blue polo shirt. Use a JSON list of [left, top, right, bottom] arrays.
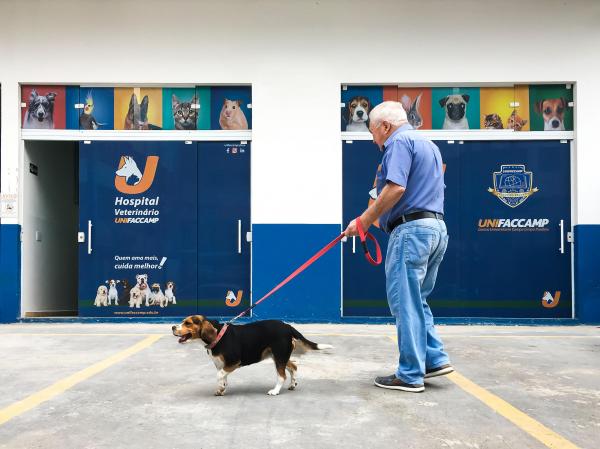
[[376, 124, 445, 233]]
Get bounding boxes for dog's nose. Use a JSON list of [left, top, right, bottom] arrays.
[[171, 325, 177, 331], [357, 110, 364, 118], [552, 120, 560, 128]]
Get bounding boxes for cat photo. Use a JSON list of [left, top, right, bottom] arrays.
[[483, 113, 504, 129], [172, 94, 198, 130]]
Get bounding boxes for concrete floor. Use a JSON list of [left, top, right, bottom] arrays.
[[0, 323, 598, 449]]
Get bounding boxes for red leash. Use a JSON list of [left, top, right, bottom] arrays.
[[206, 217, 382, 349]]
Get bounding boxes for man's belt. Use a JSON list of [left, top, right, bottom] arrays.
[[389, 211, 444, 232]]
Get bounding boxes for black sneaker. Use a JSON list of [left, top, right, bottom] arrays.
[[374, 374, 424, 392], [424, 364, 454, 379]]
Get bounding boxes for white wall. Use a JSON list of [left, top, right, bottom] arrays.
[[1, 0, 599, 225]]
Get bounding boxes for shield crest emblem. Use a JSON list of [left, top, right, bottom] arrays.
[[488, 164, 538, 208]]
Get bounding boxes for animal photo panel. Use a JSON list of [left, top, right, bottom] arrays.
[[162, 87, 198, 130], [21, 85, 67, 129], [529, 84, 573, 131], [210, 86, 252, 130], [78, 87, 115, 130], [114, 87, 163, 130], [397, 87, 432, 130], [431, 87, 480, 130], [341, 85, 383, 132]]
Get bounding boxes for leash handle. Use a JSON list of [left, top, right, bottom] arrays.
[[356, 217, 382, 266]]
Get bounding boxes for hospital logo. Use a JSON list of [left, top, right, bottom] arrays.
[[542, 291, 561, 308], [225, 290, 244, 307], [488, 164, 538, 208], [115, 155, 159, 195]]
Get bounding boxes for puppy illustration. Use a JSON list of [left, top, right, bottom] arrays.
[[129, 286, 143, 308], [536, 98, 566, 131], [135, 274, 150, 306], [134, 274, 150, 306], [94, 285, 108, 307], [507, 110, 528, 131], [23, 90, 56, 129], [119, 279, 131, 306], [124, 94, 161, 130], [440, 94, 470, 129], [400, 93, 423, 129], [149, 283, 167, 308], [219, 99, 248, 130], [346, 96, 371, 132], [105, 279, 120, 306], [165, 281, 176, 305]]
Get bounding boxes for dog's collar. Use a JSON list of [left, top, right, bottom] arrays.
[[205, 323, 229, 350]]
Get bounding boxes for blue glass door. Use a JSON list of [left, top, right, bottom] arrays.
[[78, 141, 198, 317], [342, 139, 571, 318], [197, 141, 251, 316]]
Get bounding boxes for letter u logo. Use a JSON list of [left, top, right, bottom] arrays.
[[114, 155, 159, 194]]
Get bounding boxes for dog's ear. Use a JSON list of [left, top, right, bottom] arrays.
[[439, 96, 449, 108], [560, 97, 567, 108], [535, 100, 545, 114], [29, 90, 38, 101], [200, 320, 218, 343], [46, 92, 56, 102], [461, 94, 470, 103]]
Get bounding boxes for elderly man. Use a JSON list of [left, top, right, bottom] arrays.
[[344, 101, 453, 393]]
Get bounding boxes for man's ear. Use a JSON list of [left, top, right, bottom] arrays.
[[200, 321, 217, 343]]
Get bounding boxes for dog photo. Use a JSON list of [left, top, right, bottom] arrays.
[[341, 85, 383, 132], [114, 87, 163, 130], [21, 85, 66, 129], [431, 87, 480, 130], [529, 84, 573, 131]]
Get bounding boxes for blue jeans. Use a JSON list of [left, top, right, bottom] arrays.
[[385, 218, 450, 385]]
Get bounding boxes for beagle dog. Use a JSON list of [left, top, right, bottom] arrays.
[[346, 96, 371, 132], [172, 316, 332, 396]]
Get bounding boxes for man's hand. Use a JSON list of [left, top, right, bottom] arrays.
[[344, 219, 358, 237]]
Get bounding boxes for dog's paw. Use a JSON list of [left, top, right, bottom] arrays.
[[214, 389, 226, 396], [288, 382, 297, 391], [267, 389, 280, 396]]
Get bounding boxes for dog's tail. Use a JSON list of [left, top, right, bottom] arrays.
[[289, 325, 333, 352]]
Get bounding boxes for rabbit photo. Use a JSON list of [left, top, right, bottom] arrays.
[[401, 93, 423, 129]]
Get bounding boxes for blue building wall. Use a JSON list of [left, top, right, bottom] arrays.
[[251, 224, 341, 322], [574, 225, 600, 323], [0, 225, 21, 323]]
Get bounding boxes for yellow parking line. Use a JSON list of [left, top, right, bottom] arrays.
[[0, 334, 163, 427], [387, 336, 581, 449], [447, 371, 581, 449], [0, 333, 163, 337]]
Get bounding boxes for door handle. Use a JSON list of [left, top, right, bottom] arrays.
[[559, 219, 564, 254], [88, 220, 93, 254], [237, 219, 242, 254], [352, 236, 356, 254]]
